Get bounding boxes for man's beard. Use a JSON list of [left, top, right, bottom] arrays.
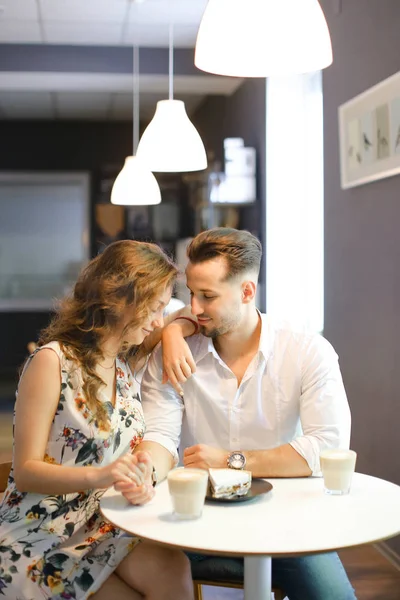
[[199, 310, 241, 339]]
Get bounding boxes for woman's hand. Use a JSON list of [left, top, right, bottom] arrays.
[[161, 322, 196, 396], [114, 450, 155, 505], [93, 452, 146, 490]]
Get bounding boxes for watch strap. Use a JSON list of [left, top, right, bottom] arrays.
[[151, 466, 157, 487]]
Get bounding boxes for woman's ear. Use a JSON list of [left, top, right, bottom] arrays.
[[241, 280, 256, 303]]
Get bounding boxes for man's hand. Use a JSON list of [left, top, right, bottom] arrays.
[[114, 450, 155, 505], [183, 444, 227, 470]]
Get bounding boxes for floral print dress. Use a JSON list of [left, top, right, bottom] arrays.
[[0, 342, 146, 599]]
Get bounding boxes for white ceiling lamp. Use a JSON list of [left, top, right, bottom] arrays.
[[111, 46, 161, 206], [195, 0, 332, 78], [137, 23, 207, 172]]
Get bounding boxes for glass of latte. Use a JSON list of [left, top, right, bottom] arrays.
[[320, 449, 357, 495], [167, 467, 209, 519]]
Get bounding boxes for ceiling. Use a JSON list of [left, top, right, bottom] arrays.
[[0, 0, 208, 46], [0, 0, 243, 120]]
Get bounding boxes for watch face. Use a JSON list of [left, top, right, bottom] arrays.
[[228, 452, 246, 469]]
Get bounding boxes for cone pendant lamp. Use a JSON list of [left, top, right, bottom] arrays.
[[137, 24, 207, 172], [195, 0, 332, 78], [111, 46, 161, 206]]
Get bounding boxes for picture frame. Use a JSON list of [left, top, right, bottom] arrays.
[[338, 70, 400, 189]]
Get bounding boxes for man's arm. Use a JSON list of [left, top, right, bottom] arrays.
[[183, 334, 350, 478], [183, 443, 311, 477], [289, 334, 351, 475], [244, 445, 311, 477]]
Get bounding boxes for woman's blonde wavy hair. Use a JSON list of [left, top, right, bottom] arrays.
[[38, 240, 178, 429]]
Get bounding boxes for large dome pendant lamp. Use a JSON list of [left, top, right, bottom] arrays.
[[136, 23, 207, 172], [111, 45, 161, 206], [195, 0, 332, 78]]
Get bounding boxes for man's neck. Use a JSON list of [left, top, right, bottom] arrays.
[[213, 308, 261, 364]]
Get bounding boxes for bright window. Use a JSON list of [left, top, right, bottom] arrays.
[[266, 71, 324, 332], [0, 173, 90, 311]]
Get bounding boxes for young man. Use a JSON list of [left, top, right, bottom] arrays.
[[138, 228, 355, 600]]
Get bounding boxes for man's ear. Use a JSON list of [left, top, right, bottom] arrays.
[[241, 280, 257, 303]]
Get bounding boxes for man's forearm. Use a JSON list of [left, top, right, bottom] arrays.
[[134, 440, 175, 483], [244, 444, 312, 478]]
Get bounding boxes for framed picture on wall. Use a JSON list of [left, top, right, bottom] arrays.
[[339, 70, 400, 189]]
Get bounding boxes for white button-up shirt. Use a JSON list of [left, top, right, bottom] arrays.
[[141, 314, 351, 475]]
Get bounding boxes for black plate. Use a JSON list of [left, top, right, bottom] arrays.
[[205, 478, 273, 503]]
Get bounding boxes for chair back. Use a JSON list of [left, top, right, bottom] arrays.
[[0, 461, 11, 493]]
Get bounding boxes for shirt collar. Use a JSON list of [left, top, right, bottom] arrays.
[[194, 310, 274, 364], [195, 334, 218, 364], [258, 311, 274, 361]]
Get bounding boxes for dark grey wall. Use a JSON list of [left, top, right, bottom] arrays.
[[192, 79, 266, 304], [320, 0, 400, 553], [0, 44, 201, 76]]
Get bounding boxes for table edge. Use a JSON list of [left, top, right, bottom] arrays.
[[100, 503, 400, 558]]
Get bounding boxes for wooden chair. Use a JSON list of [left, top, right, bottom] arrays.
[[191, 556, 285, 600], [0, 461, 12, 500]]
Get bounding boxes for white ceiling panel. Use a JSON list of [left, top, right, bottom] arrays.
[[39, 0, 130, 23], [43, 22, 122, 45], [0, 0, 38, 21], [124, 23, 199, 47], [0, 91, 54, 118], [56, 92, 111, 119], [0, 0, 242, 122], [0, 21, 42, 43], [129, 0, 207, 25]]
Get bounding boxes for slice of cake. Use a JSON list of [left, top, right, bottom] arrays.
[[208, 468, 252, 499]]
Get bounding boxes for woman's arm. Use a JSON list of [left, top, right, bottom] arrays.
[[131, 305, 198, 395], [141, 304, 197, 354], [13, 349, 147, 495]]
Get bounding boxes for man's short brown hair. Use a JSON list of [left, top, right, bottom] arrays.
[[187, 228, 262, 279]]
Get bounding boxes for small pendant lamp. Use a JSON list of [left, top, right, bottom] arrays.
[[111, 46, 161, 206], [136, 23, 207, 172], [195, 0, 332, 78]]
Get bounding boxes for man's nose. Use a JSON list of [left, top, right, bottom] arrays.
[[191, 297, 203, 316]]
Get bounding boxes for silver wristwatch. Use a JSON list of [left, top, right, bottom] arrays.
[[227, 451, 246, 470], [151, 466, 158, 487]]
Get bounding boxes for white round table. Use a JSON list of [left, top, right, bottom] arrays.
[[100, 473, 400, 600]]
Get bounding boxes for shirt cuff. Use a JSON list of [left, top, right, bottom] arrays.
[[289, 438, 322, 477]]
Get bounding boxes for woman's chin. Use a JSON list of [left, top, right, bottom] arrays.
[[120, 339, 139, 353], [120, 330, 149, 351]]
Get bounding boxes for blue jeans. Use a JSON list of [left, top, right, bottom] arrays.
[[188, 552, 357, 600]]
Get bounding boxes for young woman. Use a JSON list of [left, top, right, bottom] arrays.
[[0, 240, 195, 600]]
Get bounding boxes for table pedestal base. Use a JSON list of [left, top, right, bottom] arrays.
[[244, 555, 272, 600]]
